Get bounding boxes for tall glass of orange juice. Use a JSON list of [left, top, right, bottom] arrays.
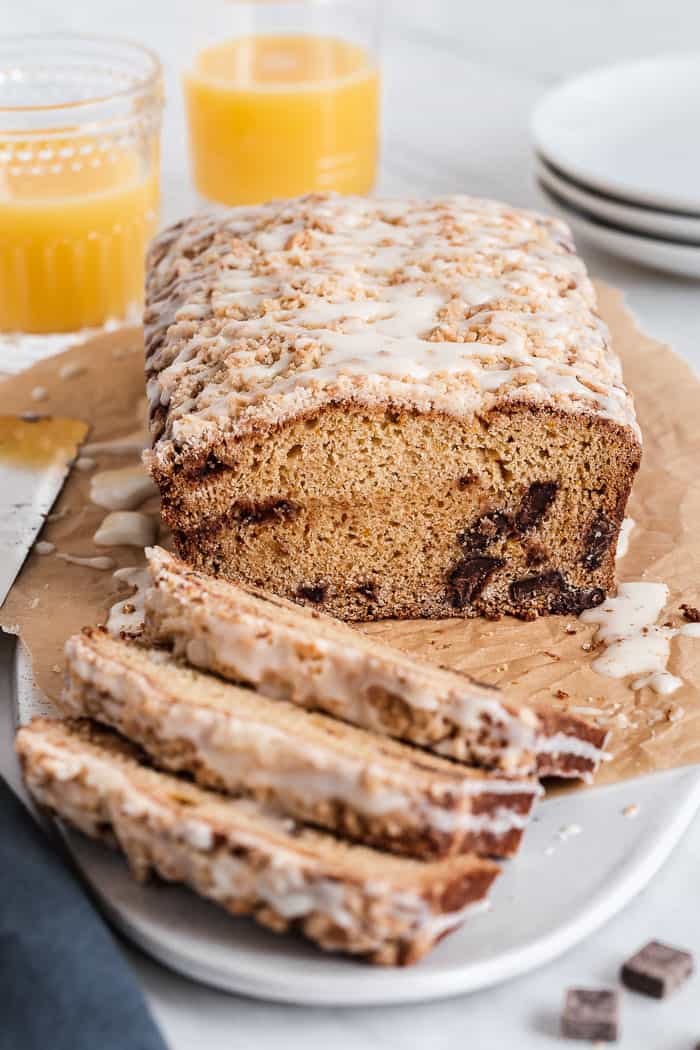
[[0, 36, 162, 335], [184, 1, 381, 205]]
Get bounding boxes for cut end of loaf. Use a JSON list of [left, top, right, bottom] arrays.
[[155, 401, 640, 622]]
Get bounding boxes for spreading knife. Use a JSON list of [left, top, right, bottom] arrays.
[[0, 414, 88, 607]]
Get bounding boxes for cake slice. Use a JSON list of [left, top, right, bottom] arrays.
[[143, 546, 608, 779], [144, 194, 641, 623], [63, 628, 540, 860], [16, 717, 499, 966]]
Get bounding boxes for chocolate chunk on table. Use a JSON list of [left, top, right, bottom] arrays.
[[621, 940, 694, 998], [561, 988, 619, 1042]]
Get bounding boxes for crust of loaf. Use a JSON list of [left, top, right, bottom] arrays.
[[144, 547, 608, 781], [16, 718, 498, 965]]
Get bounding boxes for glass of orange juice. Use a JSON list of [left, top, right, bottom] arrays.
[[0, 35, 162, 335], [184, 0, 381, 206]]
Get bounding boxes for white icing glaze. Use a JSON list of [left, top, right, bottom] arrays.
[[616, 516, 635, 559], [106, 566, 149, 635], [144, 194, 640, 461], [581, 582, 700, 696], [94, 511, 157, 548], [56, 553, 115, 571], [406, 897, 490, 940], [82, 430, 148, 457], [159, 703, 537, 832], [90, 465, 158, 511]]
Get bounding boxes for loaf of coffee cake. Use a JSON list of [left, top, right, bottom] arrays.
[[143, 547, 608, 780], [63, 628, 539, 859], [16, 718, 499, 965], [144, 194, 641, 621]]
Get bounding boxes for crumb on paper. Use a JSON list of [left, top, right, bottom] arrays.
[[543, 650, 560, 661], [680, 603, 700, 623], [28, 597, 39, 610], [581, 641, 593, 652], [623, 804, 639, 818], [35, 541, 55, 555], [75, 456, 96, 472], [667, 705, 685, 723], [51, 664, 61, 674], [30, 386, 48, 402], [555, 689, 569, 700], [557, 823, 582, 841], [565, 623, 577, 635]]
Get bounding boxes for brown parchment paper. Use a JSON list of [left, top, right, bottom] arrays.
[[1, 282, 700, 788]]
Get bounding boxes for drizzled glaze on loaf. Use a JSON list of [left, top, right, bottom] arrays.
[[144, 194, 640, 462]]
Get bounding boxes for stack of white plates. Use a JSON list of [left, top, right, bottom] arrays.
[[531, 55, 700, 278]]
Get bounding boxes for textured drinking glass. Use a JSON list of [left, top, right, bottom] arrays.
[[0, 35, 163, 335], [184, 0, 381, 206]]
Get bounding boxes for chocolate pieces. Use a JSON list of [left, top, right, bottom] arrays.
[[621, 940, 694, 999], [446, 556, 503, 608], [561, 988, 619, 1042]]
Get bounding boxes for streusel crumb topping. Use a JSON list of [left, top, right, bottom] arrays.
[[144, 194, 639, 458]]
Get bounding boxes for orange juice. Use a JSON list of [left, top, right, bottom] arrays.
[[184, 34, 379, 205], [0, 139, 158, 333]]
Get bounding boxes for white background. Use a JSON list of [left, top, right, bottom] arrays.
[[3, 1, 700, 1046]]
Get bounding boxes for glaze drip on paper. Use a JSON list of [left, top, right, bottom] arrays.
[[90, 465, 158, 511], [106, 566, 150, 636], [581, 581, 700, 696]]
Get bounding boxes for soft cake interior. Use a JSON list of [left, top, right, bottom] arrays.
[[157, 399, 640, 621]]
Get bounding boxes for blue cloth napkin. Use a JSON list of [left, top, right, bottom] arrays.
[[0, 776, 169, 1050]]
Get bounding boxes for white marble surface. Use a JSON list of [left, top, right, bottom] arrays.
[[3, 1, 700, 1045]]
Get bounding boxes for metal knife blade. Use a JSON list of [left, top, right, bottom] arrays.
[[0, 415, 87, 607]]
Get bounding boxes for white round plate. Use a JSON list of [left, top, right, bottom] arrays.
[[536, 157, 700, 245], [11, 641, 700, 1005], [532, 55, 700, 214], [538, 183, 700, 280]]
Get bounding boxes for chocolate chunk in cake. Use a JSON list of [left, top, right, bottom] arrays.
[[582, 513, 616, 571], [515, 481, 558, 533]]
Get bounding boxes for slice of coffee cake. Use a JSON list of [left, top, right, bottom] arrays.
[[16, 717, 499, 965], [143, 546, 608, 780], [63, 628, 540, 859]]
